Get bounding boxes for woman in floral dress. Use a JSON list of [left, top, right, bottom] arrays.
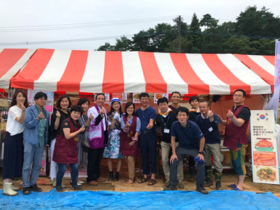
[[103, 98, 124, 181]]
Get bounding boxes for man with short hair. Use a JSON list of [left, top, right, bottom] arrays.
[[87, 93, 110, 186], [219, 89, 251, 191], [188, 96, 200, 122], [156, 97, 184, 188], [196, 101, 223, 190], [165, 107, 208, 194], [136, 92, 157, 185], [22, 92, 49, 195], [169, 92, 183, 112], [187, 96, 200, 182]]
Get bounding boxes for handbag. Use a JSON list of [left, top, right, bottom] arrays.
[[82, 126, 90, 148]]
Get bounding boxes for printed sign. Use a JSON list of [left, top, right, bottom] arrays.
[[133, 93, 140, 103], [122, 93, 127, 103], [27, 90, 54, 113], [251, 110, 279, 184], [154, 93, 168, 104], [104, 93, 110, 104]]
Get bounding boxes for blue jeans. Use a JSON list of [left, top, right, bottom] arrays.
[[22, 140, 45, 188], [57, 163, 79, 187]]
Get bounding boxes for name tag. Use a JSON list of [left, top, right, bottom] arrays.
[[208, 127, 213, 132], [74, 136, 79, 141], [164, 128, 170, 134]]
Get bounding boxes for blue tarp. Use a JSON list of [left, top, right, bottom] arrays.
[[0, 189, 280, 210]]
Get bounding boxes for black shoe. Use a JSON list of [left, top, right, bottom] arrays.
[[30, 184, 42, 192], [108, 171, 114, 181], [164, 185, 177, 191], [56, 185, 64, 192], [114, 172, 119, 181], [22, 187, 30, 195], [196, 186, 208, 194], [72, 185, 82, 191]]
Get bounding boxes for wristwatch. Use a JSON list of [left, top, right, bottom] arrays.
[[198, 151, 204, 155]]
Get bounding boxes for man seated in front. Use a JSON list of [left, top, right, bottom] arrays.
[[164, 107, 208, 194]]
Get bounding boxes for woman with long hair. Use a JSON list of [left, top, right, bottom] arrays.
[[77, 98, 94, 183], [120, 102, 141, 184], [48, 94, 71, 187], [3, 90, 28, 196], [53, 105, 85, 192], [103, 98, 124, 181]]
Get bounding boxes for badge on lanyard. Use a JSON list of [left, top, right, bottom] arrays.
[[164, 128, 170, 134], [74, 136, 79, 141]]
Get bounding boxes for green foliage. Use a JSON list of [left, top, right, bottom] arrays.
[[97, 6, 279, 55]]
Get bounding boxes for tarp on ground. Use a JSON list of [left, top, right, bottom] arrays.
[[10, 49, 273, 95], [1, 190, 280, 210]]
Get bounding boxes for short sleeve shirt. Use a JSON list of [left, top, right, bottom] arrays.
[[171, 120, 204, 149], [120, 116, 141, 132], [59, 118, 79, 135], [234, 106, 251, 122], [6, 105, 25, 136], [136, 106, 156, 132]]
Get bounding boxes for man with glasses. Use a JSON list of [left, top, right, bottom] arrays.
[[219, 89, 251, 191]]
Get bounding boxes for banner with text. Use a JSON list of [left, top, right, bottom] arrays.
[[251, 110, 279, 184]]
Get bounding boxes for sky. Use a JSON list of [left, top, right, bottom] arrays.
[[0, 0, 279, 50]]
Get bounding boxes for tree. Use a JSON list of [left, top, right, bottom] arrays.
[[235, 6, 280, 39], [200, 14, 218, 29], [186, 13, 203, 53], [97, 42, 115, 51], [97, 6, 278, 55], [114, 36, 132, 51]]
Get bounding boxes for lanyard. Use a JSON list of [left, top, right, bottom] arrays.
[[161, 115, 170, 128]]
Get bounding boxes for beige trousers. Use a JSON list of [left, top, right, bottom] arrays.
[[161, 141, 184, 182]]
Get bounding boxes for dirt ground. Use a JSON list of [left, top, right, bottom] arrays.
[[1, 159, 280, 198]]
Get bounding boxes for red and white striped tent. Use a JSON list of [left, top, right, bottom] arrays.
[[0, 49, 36, 89], [234, 54, 275, 87], [6, 49, 275, 95]]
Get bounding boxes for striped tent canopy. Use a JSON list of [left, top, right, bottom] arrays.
[[9, 49, 275, 95], [0, 49, 36, 89], [234, 54, 275, 87]]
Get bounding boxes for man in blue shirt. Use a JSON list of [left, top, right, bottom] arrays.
[[196, 101, 223, 190], [136, 92, 157, 186], [22, 92, 49, 195], [165, 107, 208, 194]]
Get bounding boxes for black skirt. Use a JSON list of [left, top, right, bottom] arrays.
[[2, 132, 24, 179]]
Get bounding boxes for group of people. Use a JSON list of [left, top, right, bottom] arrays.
[[2, 88, 250, 196]]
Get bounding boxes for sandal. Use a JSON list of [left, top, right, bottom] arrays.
[[138, 178, 148, 183], [227, 184, 236, 188], [127, 178, 136, 184], [233, 186, 243, 191], [228, 183, 245, 190], [147, 179, 157, 186]]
